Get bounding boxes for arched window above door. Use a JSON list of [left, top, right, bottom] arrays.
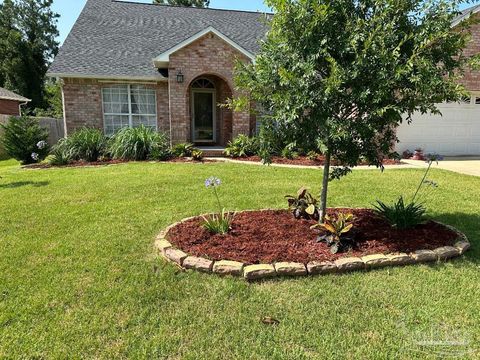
[[191, 78, 215, 89]]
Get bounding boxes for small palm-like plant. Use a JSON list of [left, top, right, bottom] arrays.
[[312, 213, 355, 254]]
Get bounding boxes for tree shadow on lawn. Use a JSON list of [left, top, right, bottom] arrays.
[[0, 181, 50, 189], [432, 212, 479, 264]]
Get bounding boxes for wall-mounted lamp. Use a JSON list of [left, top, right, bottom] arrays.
[[176, 70, 184, 84]]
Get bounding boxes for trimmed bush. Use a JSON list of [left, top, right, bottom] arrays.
[[109, 126, 170, 161], [0, 116, 49, 164]]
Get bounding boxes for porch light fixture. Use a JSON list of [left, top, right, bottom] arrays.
[[176, 70, 184, 83]]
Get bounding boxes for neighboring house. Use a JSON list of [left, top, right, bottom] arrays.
[[48, 0, 480, 155], [397, 5, 480, 156], [0, 87, 30, 117]]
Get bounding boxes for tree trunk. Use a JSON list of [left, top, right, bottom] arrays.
[[319, 150, 331, 223]]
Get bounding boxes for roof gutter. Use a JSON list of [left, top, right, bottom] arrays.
[[47, 72, 167, 82]]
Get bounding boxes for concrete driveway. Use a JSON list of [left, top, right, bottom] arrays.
[[404, 157, 480, 177]]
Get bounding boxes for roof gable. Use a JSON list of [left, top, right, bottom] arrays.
[[48, 0, 269, 80], [153, 26, 255, 68], [0, 87, 30, 102]]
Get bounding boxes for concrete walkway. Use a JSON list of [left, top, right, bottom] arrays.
[[403, 157, 480, 177]]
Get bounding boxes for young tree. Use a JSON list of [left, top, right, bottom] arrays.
[[0, 0, 59, 110], [233, 0, 477, 221], [153, 0, 210, 7]]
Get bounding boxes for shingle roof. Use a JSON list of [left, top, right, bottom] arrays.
[[48, 0, 270, 80], [452, 3, 480, 26], [0, 87, 30, 102]]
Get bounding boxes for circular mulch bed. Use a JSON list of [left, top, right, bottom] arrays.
[[156, 209, 470, 280]]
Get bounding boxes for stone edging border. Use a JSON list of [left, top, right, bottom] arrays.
[[154, 210, 471, 281]]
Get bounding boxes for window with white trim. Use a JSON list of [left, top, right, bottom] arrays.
[[102, 85, 157, 135]]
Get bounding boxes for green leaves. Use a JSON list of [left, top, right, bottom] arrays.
[[285, 187, 320, 221], [312, 213, 356, 254], [373, 196, 426, 230], [0, 115, 49, 164]]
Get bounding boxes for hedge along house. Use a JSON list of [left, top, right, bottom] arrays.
[[48, 0, 269, 148]]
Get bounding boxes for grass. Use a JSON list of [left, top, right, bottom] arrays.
[[0, 159, 479, 359]]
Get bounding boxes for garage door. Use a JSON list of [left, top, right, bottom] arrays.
[[396, 97, 480, 156]]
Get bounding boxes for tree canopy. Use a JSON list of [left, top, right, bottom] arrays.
[[153, 0, 210, 7], [233, 0, 478, 220], [0, 0, 59, 110]]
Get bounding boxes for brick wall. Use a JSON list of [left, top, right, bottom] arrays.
[[458, 14, 480, 91], [0, 99, 21, 116], [168, 32, 253, 144], [61, 78, 170, 136]]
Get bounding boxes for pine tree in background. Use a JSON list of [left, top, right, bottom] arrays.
[[0, 0, 59, 111], [153, 0, 210, 7]]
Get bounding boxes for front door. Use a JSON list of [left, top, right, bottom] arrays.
[[192, 90, 216, 143]]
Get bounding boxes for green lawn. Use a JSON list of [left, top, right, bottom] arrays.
[[0, 159, 479, 359]]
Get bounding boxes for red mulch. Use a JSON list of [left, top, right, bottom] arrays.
[[24, 158, 213, 169], [24, 159, 128, 169], [234, 156, 401, 167], [167, 209, 458, 264]]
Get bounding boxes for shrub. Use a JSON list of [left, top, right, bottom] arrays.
[[49, 138, 75, 166], [224, 135, 259, 158], [281, 145, 299, 160], [109, 126, 169, 161], [307, 151, 319, 161], [374, 153, 442, 229], [312, 213, 355, 254], [374, 196, 426, 230], [191, 149, 204, 161], [172, 143, 195, 158], [0, 116, 49, 164], [67, 128, 108, 162], [285, 187, 319, 221], [202, 177, 234, 235]]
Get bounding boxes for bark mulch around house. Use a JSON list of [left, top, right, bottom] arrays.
[[230, 156, 402, 167], [167, 209, 458, 265], [23, 158, 213, 169]]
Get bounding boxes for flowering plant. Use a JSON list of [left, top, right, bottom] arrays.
[[202, 177, 234, 234], [374, 153, 443, 229]]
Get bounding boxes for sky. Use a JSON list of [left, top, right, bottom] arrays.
[[51, 0, 272, 44]]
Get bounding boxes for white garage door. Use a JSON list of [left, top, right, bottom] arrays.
[[396, 96, 480, 156]]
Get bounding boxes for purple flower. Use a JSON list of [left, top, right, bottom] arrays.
[[425, 153, 444, 163], [37, 141, 47, 150], [31, 153, 39, 161], [205, 176, 221, 188]]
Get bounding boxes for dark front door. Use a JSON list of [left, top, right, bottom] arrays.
[[192, 90, 215, 143]]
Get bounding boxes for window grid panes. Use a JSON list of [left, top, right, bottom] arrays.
[[102, 85, 157, 135]]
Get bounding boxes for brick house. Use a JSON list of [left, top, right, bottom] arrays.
[[48, 0, 268, 147], [49, 0, 480, 155], [0, 87, 30, 117]]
